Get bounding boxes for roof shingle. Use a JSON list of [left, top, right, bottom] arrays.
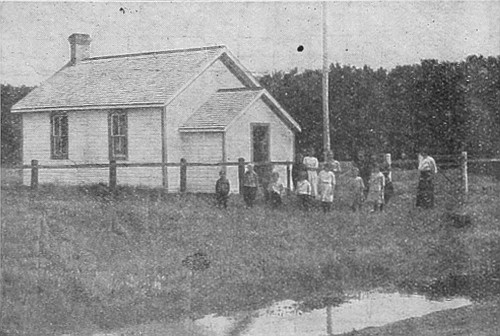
[[12, 46, 224, 111], [180, 88, 263, 131]]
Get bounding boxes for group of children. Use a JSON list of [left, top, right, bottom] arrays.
[[295, 162, 393, 213], [215, 164, 285, 209], [214, 161, 394, 212]]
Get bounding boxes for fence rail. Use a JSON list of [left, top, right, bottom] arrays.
[[21, 160, 296, 169], [17, 153, 500, 194], [24, 158, 294, 193], [391, 153, 500, 203]]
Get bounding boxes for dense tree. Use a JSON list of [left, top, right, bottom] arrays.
[[1, 84, 34, 165], [260, 56, 500, 160], [385, 64, 420, 157], [463, 56, 500, 157], [412, 60, 469, 154], [329, 64, 388, 159]]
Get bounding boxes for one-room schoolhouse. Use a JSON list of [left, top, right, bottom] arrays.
[[12, 33, 301, 192]]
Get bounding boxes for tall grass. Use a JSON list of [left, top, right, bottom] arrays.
[[1, 170, 499, 335]]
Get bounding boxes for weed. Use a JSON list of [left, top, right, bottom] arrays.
[[1, 171, 499, 335]]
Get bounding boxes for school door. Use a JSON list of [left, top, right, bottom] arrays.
[[252, 124, 269, 163]]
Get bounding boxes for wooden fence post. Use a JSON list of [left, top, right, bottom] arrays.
[[162, 162, 168, 190], [238, 158, 245, 194], [326, 304, 333, 336], [462, 151, 468, 196], [286, 163, 291, 190], [31, 159, 39, 190], [109, 159, 117, 191], [180, 158, 187, 193]]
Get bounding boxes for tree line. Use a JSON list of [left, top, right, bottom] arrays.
[[1, 55, 499, 165], [259, 55, 500, 161], [1, 84, 33, 166]]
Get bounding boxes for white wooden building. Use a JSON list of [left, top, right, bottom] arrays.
[[12, 33, 301, 192]]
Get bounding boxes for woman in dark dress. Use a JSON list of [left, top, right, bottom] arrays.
[[354, 150, 374, 199], [416, 151, 437, 208]]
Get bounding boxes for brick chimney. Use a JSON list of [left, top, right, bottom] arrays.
[[68, 33, 91, 65]]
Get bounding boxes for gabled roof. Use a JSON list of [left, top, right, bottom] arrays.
[[12, 46, 258, 112], [180, 88, 262, 131], [179, 88, 301, 133]]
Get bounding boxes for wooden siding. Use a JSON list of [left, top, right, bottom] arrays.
[[71, 110, 109, 163], [117, 107, 162, 186], [209, 59, 247, 89], [22, 167, 162, 187], [23, 168, 108, 186], [165, 58, 246, 192], [22, 107, 163, 187], [23, 110, 109, 165], [116, 167, 162, 187], [225, 98, 295, 162], [22, 112, 51, 164], [181, 132, 223, 192], [127, 108, 162, 163], [19, 56, 277, 191], [225, 97, 295, 190]]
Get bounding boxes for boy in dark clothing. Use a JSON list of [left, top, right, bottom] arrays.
[[296, 170, 312, 211], [350, 167, 365, 212], [215, 170, 230, 208]]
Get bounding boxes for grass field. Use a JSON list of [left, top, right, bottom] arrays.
[[1, 169, 499, 335]]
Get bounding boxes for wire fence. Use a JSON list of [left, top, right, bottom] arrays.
[[392, 153, 500, 207], [4, 153, 499, 202]]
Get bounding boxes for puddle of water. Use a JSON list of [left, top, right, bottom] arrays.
[[195, 292, 472, 336]]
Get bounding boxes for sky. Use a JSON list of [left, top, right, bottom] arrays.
[[1, 1, 499, 86]]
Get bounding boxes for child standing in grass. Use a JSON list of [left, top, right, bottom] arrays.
[[296, 171, 312, 211], [243, 164, 259, 208], [268, 171, 284, 208], [351, 167, 365, 212], [368, 165, 385, 212], [215, 170, 230, 209], [317, 163, 335, 213]]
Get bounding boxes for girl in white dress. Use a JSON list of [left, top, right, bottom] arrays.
[[368, 165, 385, 212], [303, 149, 319, 198], [318, 163, 336, 213]]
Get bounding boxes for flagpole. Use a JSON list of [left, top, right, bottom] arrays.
[[322, 1, 331, 159]]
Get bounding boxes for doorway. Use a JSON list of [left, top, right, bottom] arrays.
[[252, 124, 269, 163]]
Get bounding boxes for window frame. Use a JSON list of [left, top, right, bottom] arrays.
[[50, 112, 69, 160], [108, 110, 128, 161]]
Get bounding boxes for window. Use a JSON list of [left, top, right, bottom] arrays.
[[109, 110, 128, 160], [51, 113, 68, 159]]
